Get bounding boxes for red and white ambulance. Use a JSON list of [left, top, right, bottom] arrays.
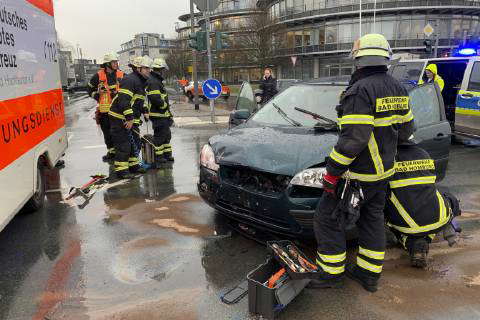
[[0, 0, 67, 231]]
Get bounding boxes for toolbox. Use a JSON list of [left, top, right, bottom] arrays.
[[142, 134, 155, 165], [267, 240, 318, 280], [247, 257, 310, 319]]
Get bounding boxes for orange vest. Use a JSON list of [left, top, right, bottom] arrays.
[[98, 69, 124, 113]]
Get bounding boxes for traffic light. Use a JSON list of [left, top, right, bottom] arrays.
[[424, 39, 432, 53], [188, 31, 207, 51], [215, 32, 229, 50]]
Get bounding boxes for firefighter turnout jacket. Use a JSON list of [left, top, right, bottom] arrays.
[[385, 144, 452, 235], [108, 70, 148, 126], [327, 66, 415, 182], [88, 69, 125, 113], [146, 72, 171, 119]]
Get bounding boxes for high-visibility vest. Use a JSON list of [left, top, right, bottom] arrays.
[[98, 69, 124, 113]]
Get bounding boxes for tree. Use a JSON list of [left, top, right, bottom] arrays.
[[165, 41, 190, 80], [218, 12, 286, 69]]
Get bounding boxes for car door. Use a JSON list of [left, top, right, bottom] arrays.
[[409, 82, 452, 180], [389, 61, 427, 84], [234, 81, 256, 113], [455, 60, 480, 137], [229, 81, 256, 128]]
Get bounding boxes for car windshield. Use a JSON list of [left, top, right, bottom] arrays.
[[250, 84, 344, 127]]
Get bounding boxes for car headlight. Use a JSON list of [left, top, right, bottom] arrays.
[[200, 144, 219, 172], [290, 168, 326, 189]]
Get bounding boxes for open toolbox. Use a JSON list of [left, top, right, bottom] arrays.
[[267, 240, 318, 280], [247, 257, 310, 319]]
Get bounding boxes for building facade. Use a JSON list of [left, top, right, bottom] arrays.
[[117, 33, 176, 71], [73, 59, 100, 87], [176, 0, 265, 83], [257, 0, 480, 79]]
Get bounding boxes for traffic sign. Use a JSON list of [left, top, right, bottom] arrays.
[[194, 0, 219, 12], [202, 79, 222, 100], [424, 24, 434, 37]]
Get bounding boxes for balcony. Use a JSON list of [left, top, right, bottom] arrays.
[[269, 0, 480, 25]]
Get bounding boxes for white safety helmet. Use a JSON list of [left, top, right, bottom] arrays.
[[131, 56, 152, 68], [152, 57, 169, 71], [103, 52, 119, 64]]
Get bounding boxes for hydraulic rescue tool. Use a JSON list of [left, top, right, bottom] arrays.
[[66, 174, 108, 200]]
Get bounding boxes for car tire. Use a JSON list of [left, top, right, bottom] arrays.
[[24, 160, 46, 212]]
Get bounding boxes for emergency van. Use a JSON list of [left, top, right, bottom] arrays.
[[0, 0, 67, 231], [390, 56, 480, 139]]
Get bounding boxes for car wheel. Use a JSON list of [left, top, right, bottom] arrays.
[[24, 160, 46, 212]]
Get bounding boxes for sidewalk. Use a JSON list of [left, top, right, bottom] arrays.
[[171, 98, 231, 127]]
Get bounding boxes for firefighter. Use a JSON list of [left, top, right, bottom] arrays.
[[87, 53, 124, 162], [129, 56, 150, 164], [310, 34, 415, 292], [419, 64, 444, 92], [108, 56, 152, 179], [146, 57, 174, 166], [385, 137, 459, 268]]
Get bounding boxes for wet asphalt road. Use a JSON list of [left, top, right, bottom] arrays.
[[0, 95, 480, 320]]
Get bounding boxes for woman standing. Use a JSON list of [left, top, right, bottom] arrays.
[[259, 68, 278, 104]]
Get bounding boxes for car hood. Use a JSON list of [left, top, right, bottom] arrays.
[[209, 125, 339, 176]]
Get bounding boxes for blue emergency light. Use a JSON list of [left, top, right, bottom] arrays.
[[457, 48, 477, 56]]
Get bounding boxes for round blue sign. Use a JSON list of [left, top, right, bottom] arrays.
[[202, 79, 223, 100]]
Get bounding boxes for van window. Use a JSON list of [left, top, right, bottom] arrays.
[[409, 83, 441, 127], [468, 62, 480, 91], [390, 62, 425, 82]]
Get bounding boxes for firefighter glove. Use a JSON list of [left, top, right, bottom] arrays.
[[322, 172, 340, 195]]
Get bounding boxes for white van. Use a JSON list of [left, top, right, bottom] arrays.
[[0, 0, 68, 231]]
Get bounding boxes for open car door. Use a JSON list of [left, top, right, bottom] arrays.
[[229, 81, 256, 128]]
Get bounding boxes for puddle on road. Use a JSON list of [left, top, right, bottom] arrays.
[[107, 193, 216, 237], [112, 236, 191, 284]]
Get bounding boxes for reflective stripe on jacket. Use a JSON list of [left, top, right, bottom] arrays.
[[108, 71, 147, 125], [385, 145, 452, 235], [88, 69, 124, 113], [146, 71, 171, 118], [327, 67, 415, 182]]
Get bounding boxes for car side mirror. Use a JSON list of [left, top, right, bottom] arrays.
[[229, 109, 251, 129]]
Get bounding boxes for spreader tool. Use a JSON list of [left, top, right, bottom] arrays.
[[66, 174, 108, 200]]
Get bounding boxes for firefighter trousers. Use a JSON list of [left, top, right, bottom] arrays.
[[314, 181, 388, 278], [152, 118, 173, 161], [131, 124, 142, 158], [111, 125, 141, 175], [99, 112, 114, 154]]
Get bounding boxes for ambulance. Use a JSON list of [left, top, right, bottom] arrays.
[[390, 56, 480, 139], [0, 0, 67, 231]]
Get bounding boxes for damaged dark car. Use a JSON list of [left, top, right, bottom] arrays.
[[198, 81, 451, 238]]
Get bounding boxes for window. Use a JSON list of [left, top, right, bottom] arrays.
[[389, 62, 425, 82], [325, 25, 337, 43], [468, 62, 480, 91], [409, 84, 441, 127]]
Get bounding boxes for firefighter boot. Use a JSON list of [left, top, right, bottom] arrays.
[[307, 270, 344, 289], [346, 264, 379, 293], [102, 152, 115, 162], [409, 238, 429, 269], [164, 152, 175, 162], [155, 155, 167, 168]]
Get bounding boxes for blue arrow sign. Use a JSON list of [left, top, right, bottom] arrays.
[[202, 79, 222, 100]]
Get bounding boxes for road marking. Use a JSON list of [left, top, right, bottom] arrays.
[[83, 145, 106, 149]]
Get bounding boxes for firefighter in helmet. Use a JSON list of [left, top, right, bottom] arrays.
[[88, 52, 124, 162], [310, 34, 415, 292]]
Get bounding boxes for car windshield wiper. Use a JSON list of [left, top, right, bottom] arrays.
[[294, 107, 337, 126], [272, 103, 301, 127]]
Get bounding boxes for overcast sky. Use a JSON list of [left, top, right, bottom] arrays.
[[53, 0, 190, 61]]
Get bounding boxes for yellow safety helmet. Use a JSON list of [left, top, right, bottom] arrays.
[[103, 52, 119, 64], [351, 34, 392, 59], [131, 56, 152, 68], [152, 57, 169, 70]]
